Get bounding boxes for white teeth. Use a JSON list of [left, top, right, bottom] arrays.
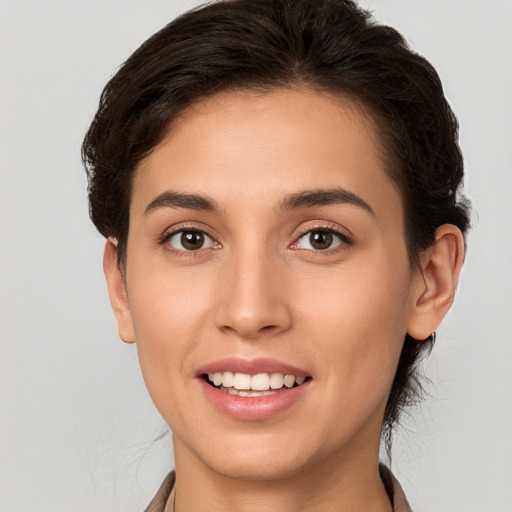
[[270, 373, 284, 389], [221, 371, 234, 387], [233, 373, 251, 390], [283, 375, 295, 388], [251, 373, 270, 391], [224, 387, 274, 397], [207, 371, 308, 391]]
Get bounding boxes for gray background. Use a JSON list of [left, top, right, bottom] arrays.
[[1, 1, 511, 510]]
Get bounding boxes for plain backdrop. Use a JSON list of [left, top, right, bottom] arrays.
[[1, 1, 511, 511]]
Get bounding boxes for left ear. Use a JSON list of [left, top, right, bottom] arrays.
[[406, 224, 465, 340]]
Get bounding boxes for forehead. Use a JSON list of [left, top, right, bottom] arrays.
[[132, 87, 402, 226]]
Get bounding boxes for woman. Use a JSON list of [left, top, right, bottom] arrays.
[[82, 0, 470, 510]]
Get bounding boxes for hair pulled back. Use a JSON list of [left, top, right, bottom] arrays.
[[82, 0, 470, 444]]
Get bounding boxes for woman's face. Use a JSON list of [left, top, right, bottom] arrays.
[[116, 88, 425, 480]]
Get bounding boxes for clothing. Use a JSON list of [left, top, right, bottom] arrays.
[[144, 464, 412, 512], [379, 464, 412, 512]]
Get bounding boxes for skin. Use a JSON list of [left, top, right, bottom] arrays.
[[104, 88, 464, 511]]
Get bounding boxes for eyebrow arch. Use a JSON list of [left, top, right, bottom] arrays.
[[144, 191, 220, 215], [279, 188, 376, 216]]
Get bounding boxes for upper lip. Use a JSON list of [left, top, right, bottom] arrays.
[[196, 357, 310, 378]]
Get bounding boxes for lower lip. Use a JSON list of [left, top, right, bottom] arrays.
[[199, 378, 312, 421]]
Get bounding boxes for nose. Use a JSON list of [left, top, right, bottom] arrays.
[[214, 249, 293, 340]]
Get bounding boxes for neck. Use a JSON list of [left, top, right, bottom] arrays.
[[171, 439, 392, 512]]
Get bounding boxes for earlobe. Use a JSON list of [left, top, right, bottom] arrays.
[[103, 238, 136, 343], [406, 224, 465, 341]]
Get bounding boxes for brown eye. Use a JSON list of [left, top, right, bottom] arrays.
[[309, 231, 333, 250], [293, 229, 345, 251], [167, 230, 215, 251], [181, 231, 205, 250]]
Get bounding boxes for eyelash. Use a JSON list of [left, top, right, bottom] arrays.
[[290, 223, 353, 254], [159, 222, 353, 256], [159, 224, 220, 257]]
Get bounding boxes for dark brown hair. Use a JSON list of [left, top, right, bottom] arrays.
[[82, 0, 470, 445]]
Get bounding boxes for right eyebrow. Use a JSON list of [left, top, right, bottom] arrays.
[[144, 191, 220, 215]]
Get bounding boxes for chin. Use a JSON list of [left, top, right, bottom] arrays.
[[183, 427, 334, 482], [208, 453, 311, 482]]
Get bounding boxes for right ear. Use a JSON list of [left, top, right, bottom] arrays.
[[103, 238, 136, 343]]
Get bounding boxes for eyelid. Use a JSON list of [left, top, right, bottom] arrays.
[[159, 221, 216, 240], [159, 222, 221, 253], [157, 220, 352, 255], [289, 221, 353, 251], [169, 230, 215, 250]]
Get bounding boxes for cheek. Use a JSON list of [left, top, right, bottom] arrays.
[[294, 279, 409, 441], [294, 256, 412, 386], [298, 251, 411, 331], [128, 253, 215, 330], [126, 264, 217, 389]]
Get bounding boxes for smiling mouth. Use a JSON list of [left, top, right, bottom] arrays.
[[204, 371, 311, 397]]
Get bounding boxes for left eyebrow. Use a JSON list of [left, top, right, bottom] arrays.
[[278, 188, 376, 216], [144, 191, 220, 215]]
